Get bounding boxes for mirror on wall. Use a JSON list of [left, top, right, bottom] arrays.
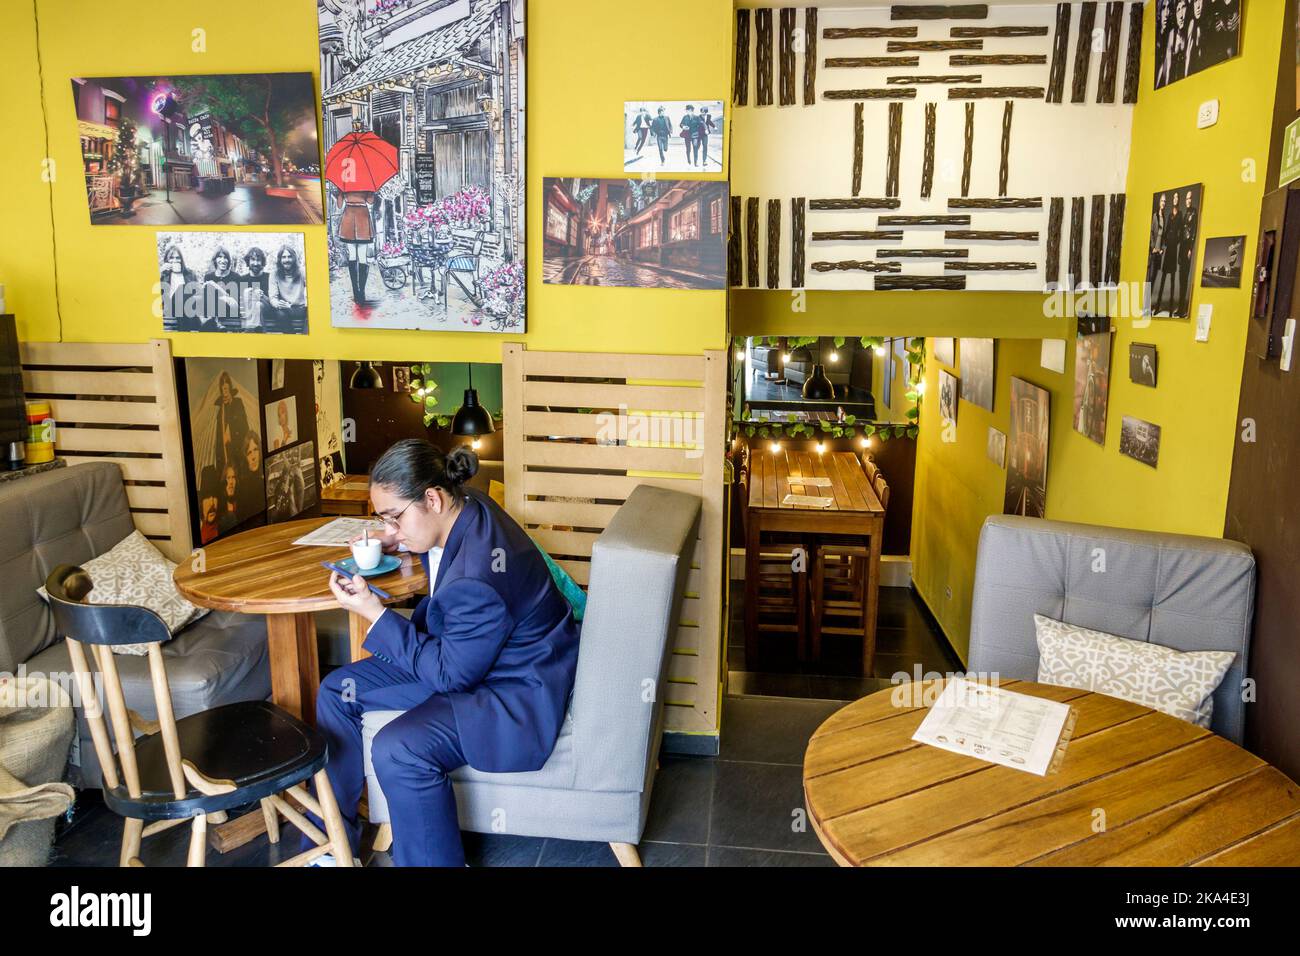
[[734, 335, 916, 426]]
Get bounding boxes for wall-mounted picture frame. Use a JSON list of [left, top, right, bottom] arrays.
[[933, 338, 955, 368], [1073, 329, 1113, 446], [1120, 415, 1161, 468], [1202, 235, 1245, 288], [625, 100, 724, 173], [987, 427, 1007, 469], [1130, 343, 1158, 387], [959, 338, 994, 413], [1153, 0, 1242, 91], [1004, 377, 1050, 519], [1146, 183, 1204, 319], [939, 369, 958, 425]]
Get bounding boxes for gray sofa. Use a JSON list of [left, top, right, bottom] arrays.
[[968, 515, 1255, 743], [0, 462, 271, 788], [362, 485, 701, 862]]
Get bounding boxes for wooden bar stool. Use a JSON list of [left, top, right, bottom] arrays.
[[44, 564, 356, 867], [740, 462, 809, 662]]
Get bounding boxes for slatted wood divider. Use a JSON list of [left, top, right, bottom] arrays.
[[20, 339, 193, 563], [503, 344, 726, 736]]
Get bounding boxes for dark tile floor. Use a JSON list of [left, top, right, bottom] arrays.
[[48, 585, 955, 868]]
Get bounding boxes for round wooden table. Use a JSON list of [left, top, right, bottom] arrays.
[[804, 679, 1300, 866], [174, 517, 427, 723]]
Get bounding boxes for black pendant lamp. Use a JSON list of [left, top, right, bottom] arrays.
[[801, 340, 835, 401], [349, 360, 383, 389], [451, 363, 495, 436]]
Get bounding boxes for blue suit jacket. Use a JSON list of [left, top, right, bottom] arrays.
[[363, 488, 581, 772]]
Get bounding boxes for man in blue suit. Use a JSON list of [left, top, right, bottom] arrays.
[[311, 440, 581, 866]]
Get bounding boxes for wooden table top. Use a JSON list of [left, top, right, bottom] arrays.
[[320, 475, 371, 504], [804, 679, 1300, 867], [174, 517, 427, 615], [748, 449, 883, 514]]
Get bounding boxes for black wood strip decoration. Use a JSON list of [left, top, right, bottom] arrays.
[[951, 26, 1049, 37], [1069, 196, 1085, 289], [792, 198, 807, 287], [875, 274, 966, 289], [852, 102, 865, 196], [950, 54, 1047, 65], [878, 248, 969, 258], [1046, 3, 1071, 104], [945, 261, 1037, 271], [827, 56, 922, 68], [812, 230, 906, 241], [767, 199, 782, 289], [961, 102, 974, 197], [825, 89, 919, 100], [746, 197, 760, 288], [891, 4, 989, 19], [950, 197, 1043, 208], [1096, 2, 1123, 103], [735, 10, 750, 106], [1105, 193, 1125, 285], [1122, 3, 1142, 104], [887, 74, 982, 84], [779, 8, 797, 107], [811, 260, 903, 273], [945, 230, 1039, 240], [804, 7, 818, 105], [887, 39, 983, 51], [756, 8, 774, 107], [1089, 193, 1105, 287], [921, 103, 937, 199], [886, 102, 903, 199], [810, 198, 903, 209], [1045, 196, 1064, 287], [824, 26, 918, 39], [1071, 3, 1097, 104], [949, 87, 1045, 99], [728, 195, 743, 286], [998, 100, 1013, 197], [880, 214, 971, 225]]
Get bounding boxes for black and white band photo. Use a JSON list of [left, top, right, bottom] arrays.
[[1145, 184, 1203, 318], [157, 232, 308, 334], [624, 100, 724, 173], [1153, 0, 1242, 89]]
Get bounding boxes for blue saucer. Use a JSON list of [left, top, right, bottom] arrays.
[[337, 554, 401, 578]]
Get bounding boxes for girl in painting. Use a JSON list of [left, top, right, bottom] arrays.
[[336, 189, 377, 304]]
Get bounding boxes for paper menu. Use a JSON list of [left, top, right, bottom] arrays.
[[293, 517, 385, 547], [781, 493, 833, 508], [911, 678, 1074, 776]]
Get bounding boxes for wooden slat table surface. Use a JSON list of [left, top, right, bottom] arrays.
[[744, 450, 885, 673], [803, 679, 1300, 867]]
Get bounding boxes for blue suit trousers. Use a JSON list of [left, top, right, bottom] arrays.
[[305, 656, 469, 867]]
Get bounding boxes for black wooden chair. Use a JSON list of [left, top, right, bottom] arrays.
[[44, 565, 354, 867]]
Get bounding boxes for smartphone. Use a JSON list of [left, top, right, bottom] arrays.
[[322, 560, 392, 601]]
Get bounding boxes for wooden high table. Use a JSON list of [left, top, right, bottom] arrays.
[[174, 517, 427, 723], [744, 449, 885, 674], [804, 679, 1300, 866]]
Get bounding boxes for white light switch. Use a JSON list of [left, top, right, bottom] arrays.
[[1197, 99, 1220, 128], [1282, 318, 1296, 371], [1196, 304, 1213, 342]]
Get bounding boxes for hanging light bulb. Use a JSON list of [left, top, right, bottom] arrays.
[[769, 441, 781, 453], [828, 351, 839, 363], [815, 442, 825, 454], [782, 352, 792, 363]]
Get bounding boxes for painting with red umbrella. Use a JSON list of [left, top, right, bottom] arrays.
[[318, 0, 526, 332]]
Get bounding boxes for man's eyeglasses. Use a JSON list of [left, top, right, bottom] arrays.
[[372, 497, 417, 530]]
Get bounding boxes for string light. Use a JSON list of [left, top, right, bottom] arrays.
[[815, 442, 825, 454], [769, 441, 781, 453]]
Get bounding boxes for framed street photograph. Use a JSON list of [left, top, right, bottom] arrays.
[[625, 100, 724, 173]]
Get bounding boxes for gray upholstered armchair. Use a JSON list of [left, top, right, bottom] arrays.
[[362, 484, 702, 866], [968, 515, 1255, 743]]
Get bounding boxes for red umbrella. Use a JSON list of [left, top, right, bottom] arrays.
[[324, 131, 399, 193]]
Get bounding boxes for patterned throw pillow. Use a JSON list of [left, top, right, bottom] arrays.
[[38, 531, 209, 655], [1034, 614, 1235, 728]]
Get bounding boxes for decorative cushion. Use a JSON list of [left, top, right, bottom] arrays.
[[1034, 613, 1236, 728], [536, 545, 586, 623], [38, 531, 209, 655]]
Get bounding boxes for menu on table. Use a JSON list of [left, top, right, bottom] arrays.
[[911, 678, 1075, 776], [293, 517, 384, 548]]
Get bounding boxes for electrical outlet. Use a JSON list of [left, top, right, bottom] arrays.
[[1197, 99, 1219, 129]]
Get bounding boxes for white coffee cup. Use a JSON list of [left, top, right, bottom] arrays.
[[351, 538, 383, 571]]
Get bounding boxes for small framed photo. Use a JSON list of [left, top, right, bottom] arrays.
[[1129, 343, 1158, 387], [987, 427, 1006, 468]]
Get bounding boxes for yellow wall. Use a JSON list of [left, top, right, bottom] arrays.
[[1, 0, 731, 360], [910, 1, 1284, 660], [731, 2, 1285, 662]]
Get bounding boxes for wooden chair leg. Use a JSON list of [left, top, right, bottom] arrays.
[[187, 814, 207, 867], [313, 769, 356, 867], [120, 817, 143, 868], [373, 822, 393, 853], [610, 842, 642, 867], [261, 798, 280, 844], [793, 540, 808, 662], [810, 543, 825, 661]]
